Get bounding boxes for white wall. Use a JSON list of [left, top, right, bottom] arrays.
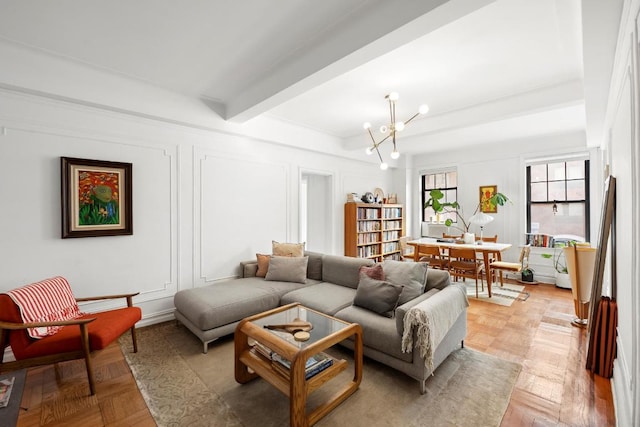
[[0, 87, 396, 325], [599, 0, 640, 424]]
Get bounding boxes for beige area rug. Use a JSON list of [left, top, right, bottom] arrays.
[[120, 322, 522, 427], [464, 281, 530, 306]]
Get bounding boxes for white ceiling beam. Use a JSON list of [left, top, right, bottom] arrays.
[[224, 0, 495, 122]]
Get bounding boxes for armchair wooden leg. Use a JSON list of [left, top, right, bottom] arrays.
[[130, 326, 138, 353], [79, 323, 96, 395]]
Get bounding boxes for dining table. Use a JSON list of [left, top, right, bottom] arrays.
[[407, 237, 512, 297]]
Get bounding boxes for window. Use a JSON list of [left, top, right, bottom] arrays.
[[526, 160, 589, 240], [421, 170, 457, 223]]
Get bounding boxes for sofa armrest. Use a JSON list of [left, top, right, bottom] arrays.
[[395, 288, 440, 336], [240, 260, 258, 278]]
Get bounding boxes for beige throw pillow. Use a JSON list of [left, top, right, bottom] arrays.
[[272, 240, 305, 257], [265, 256, 309, 284]]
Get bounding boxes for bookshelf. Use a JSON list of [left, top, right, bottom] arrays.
[[344, 203, 405, 261]]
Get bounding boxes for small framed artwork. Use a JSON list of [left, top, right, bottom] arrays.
[[61, 157, 133, 238], [479, 185, 498, 213]]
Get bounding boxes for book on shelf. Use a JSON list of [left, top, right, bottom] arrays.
[[272, 352, 334, 380], [0, 376, 15, 408]]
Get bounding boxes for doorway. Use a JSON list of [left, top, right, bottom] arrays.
[[300, 171, 333, 253]]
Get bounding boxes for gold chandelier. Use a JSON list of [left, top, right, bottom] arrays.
[[363, 92, 429, 170]]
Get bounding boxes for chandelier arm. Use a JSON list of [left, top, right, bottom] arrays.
[[374, 145, 384, 164], [366, 128, 377, 146], [403, 112, 421, 126]]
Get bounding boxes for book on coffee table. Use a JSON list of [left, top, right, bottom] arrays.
[[272, 352, 333, 380], [0, 376, 15, 408]]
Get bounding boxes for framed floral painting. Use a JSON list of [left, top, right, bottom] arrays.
[[61, 157, 133, 238], [479, 185, 498, 213]]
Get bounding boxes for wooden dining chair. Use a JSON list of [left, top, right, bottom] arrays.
[[490, 245, 531, 287], [475, 234, 499, 280], [416, 244, 448, 270], [476, 234, 498, 243], [448, 247, 485, 297], [398, 236, 415, 261]]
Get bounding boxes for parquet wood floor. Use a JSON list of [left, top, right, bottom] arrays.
[[13, 282, 614, 426]]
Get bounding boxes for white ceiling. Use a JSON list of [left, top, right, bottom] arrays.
[[0, 0, 587, 155]]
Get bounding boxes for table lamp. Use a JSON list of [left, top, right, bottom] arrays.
[[469, 212, 494, 243]]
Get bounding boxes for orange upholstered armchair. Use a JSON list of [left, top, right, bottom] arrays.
[[0, 276, 141, 395]]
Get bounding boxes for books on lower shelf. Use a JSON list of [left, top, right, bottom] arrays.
[[272, 352, 334, 380], [249, 339, 334, 380], [0, 376, 15, 408]]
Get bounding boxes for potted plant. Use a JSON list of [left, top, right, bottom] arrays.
[[521, 267, 535, 282], [541, 241, 575, 289], [423, 189, 510, 239]]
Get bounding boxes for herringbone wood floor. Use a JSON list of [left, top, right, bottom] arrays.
[[13, 282, 614, 426]]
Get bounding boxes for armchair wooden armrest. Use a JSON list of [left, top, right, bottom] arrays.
[[0, 317, 96, 331], [76, 292, 139, 307]]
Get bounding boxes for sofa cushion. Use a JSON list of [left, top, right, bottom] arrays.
[[424, 268, 451, 291], [322, 255, 374, 289], [281, 282, 356, 315], [382, 260, 429, 305], [335, 304, 412, 362], [304, 251, 324, 281], [353, 274, 402, 318], [174, 280, 283, 331], [272, 240, 305, 257], [265, 256, 308, 284]]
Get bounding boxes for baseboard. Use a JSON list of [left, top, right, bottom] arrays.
[[137, 311, 175, 328]]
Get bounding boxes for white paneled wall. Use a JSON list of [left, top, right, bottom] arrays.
[[0, 88, 395, 325]]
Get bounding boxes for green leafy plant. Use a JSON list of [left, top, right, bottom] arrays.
[[541, 240, 577, 273], [423, 189, 510, 233]]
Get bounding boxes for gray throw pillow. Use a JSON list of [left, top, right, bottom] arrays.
[[353, 273, 403, 318], [382, 260, 429, 305], [265, 256, 308, 284]]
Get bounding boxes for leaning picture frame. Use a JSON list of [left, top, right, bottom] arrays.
[[479, 185, 498, 213], [61, 157, 133, 238]]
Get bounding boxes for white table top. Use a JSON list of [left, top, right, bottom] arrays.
[[407, 237, 512, 252]]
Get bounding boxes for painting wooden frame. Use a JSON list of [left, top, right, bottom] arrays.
[[479, 185, 498, 213], [61, 157, 133, 238]]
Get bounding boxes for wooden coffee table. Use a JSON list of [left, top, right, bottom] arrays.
[[234, 303, 363, 427]]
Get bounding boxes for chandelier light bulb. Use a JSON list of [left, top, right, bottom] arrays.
[[390, 149, 400, 159], [363, 122, 371, 130], [365, 147, 373, 155], [379, 125, 388, 134], [380, 162, 389, 170], [419, 104, 429, 114], [395, 121, 405, 132], [388, 92, 399, 101]]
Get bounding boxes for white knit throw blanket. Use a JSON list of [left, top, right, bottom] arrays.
[[401, 284, 469, 372]]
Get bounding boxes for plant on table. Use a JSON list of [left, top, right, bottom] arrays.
[[423, 189, 510, 234]]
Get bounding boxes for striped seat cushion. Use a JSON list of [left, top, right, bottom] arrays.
[[6, 276, 83, 339]]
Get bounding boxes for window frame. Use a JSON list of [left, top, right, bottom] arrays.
[[421, 170, 458, 223], [526, 159, 590, 241]]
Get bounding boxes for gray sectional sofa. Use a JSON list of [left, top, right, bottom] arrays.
[[173, 252, 467, 393]]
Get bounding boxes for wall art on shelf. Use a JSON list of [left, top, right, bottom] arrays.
[[61, 157, 133, 238], [479, 185, 498, 213]]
